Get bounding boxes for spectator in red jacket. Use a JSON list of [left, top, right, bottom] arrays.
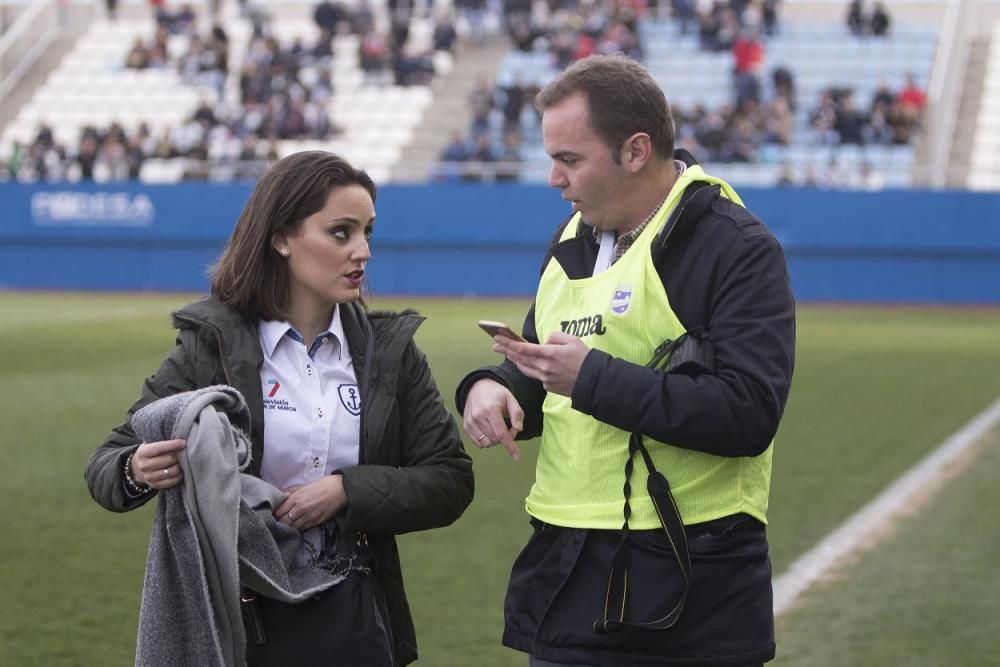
[[897, 73, 926, 113]]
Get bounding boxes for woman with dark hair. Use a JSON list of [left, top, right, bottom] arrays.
[[85, 150, 474, 665]]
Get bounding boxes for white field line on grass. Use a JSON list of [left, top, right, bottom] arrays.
[[773, 396, 1000, 616]]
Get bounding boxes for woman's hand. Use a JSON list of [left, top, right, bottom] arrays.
[[130, 439, 187, 489], [274, 475, 347, 531]]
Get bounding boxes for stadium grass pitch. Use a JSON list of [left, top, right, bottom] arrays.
[[2, 292, 998, 665]]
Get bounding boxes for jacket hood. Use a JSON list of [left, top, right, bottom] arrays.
[[172, 295, 251, 331]]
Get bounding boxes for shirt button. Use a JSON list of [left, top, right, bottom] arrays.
[[312, 458, 321, 468], [322, 336, 330, 344], [306, 365, 313, 376], [317, 408, 324, 417]]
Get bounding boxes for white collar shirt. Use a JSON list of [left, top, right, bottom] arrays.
[[258, 304, 361, 562]]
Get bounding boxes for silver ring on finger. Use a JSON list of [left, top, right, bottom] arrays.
[[477, 433, 487, 442], [162, 468, 169, 479]]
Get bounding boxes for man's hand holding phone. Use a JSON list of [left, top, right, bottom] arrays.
[[488, 326, 590, 397], [466, 320, 590, 458]]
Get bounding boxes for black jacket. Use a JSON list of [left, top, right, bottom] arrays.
[[86, 296, 474, 665], [458, 150, 795, 461]]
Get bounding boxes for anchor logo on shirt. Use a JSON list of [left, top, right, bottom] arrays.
[[338, 384, 362, 416]]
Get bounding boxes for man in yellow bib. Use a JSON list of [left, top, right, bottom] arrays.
[[456, 54, 795, 666]]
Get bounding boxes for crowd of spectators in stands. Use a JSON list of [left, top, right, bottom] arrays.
[[689, 0, 781, 51], [679, 1, 794, 163], [672, 92, 792, 164], [503, 0, 646, 65], [846, 0, 891, 37], [1, 114, 293, 183], [442, 0, 794, 178], [436, 72, 535, 182], [2, 0, 456, 183], [809, 73, 925, 147], [439, 0, 923, 187], [672, 71, 922, 174], [439, 0, 654, 181], [670, 38, 783, 163], [677, 0, 916, 167], [3, 0, 925, 187], [674, 0, 917, 178], [125, 6, 230, 97]]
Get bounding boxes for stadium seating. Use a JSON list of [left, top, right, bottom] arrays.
[[219, 17, 436, 183], [495, 19, 938, 188], [2, 19, 197, 150], [0, 5, 442, 184], [0, 3, 960, 189]]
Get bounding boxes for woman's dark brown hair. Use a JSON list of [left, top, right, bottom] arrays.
[[211, 150, 376, 321]]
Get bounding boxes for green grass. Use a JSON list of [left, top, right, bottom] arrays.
[[773, 427, 1000, 666], [1, 293, 999, 665], [767, 306, 1000, 573]]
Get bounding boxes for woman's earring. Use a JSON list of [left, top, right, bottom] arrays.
[[279, 248, 289, 256]]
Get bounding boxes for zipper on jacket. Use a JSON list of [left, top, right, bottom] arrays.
[[358, 316, 376, 465], [656, 181, 715, 252], [656, 194, 692, 253]]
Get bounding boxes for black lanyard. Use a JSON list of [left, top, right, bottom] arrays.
[[594, 333, 705, 633]]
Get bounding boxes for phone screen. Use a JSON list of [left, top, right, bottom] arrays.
[[478, 320, 526, 342]]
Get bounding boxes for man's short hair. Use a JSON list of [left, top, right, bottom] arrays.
[[535, 54, 675, 163]]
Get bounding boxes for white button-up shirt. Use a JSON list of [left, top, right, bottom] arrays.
[[258, 304, 361, 562]]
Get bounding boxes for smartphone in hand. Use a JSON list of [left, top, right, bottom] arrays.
[[478, 320, 526, 342]]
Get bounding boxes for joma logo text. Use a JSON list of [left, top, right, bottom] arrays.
[[560, 314, 608, 337]]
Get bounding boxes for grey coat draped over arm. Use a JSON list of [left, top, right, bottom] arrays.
[[130, 386, 343, 667]]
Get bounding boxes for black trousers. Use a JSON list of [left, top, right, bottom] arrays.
[[504, 514, 775, 666]]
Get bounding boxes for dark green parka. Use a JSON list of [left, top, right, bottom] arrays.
[[85, 296, 474, 665]]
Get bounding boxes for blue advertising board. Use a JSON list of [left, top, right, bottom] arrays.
[[1, 182, 998, 303]]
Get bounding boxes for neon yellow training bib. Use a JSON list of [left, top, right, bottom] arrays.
[[527, 166, 773, 529]]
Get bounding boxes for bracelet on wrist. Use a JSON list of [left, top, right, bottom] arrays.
[[123, 450, 151, 495]]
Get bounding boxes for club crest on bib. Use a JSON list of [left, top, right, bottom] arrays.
[[610, 284, 633, 315], [338, 384, 362, 416]]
